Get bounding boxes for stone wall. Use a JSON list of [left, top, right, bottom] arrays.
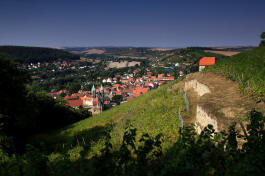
[[195, 105, 218, 133], [184, 79, 218, 133], [184, 79, 211, 97]]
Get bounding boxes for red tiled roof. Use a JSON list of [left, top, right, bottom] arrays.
[[113, 84, 121, 87], [158, 74, 164, 78], [78, 90, 87, 94], [150, 76, 157, 80], [64, 95, 71, 100], [159, 76, 175, 80], [70, 94, 78, 99], [66, 100, 83, 107], [199, 57, 215, 66], [132, 87, 149, 95], [80, 96, 92, 101], [32, 76, 40, 79]]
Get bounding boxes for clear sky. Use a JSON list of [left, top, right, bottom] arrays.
[[0, 0, 264, 48]]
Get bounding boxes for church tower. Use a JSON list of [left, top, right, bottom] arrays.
[[100, 84, 104, 96], [91, 85, 96, 98]]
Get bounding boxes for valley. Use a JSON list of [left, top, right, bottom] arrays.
[[0, 45, 264, 175]]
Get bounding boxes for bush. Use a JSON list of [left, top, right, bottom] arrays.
[[0, 109, 264, 175]]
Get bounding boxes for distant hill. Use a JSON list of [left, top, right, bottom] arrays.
[[0, 46, 80, 63], [63, 47, 162, 59]]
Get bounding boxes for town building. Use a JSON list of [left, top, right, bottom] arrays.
[[199, 57, 215, 71]]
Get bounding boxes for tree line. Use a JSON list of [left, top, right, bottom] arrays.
[[0, 46, 80, 64], [0, 55, 90, 154]]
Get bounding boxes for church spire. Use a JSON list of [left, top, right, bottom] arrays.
[[91, 84, 95, 91], [92, 85, 96, 98]]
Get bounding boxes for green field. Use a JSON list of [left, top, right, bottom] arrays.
[[32, 79, 186, 158], [205, 47, 265, 101]]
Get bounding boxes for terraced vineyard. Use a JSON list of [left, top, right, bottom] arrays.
[[205, 47, 265, 102]]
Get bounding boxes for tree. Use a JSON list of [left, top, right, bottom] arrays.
[[261, 32, 265, 39], [0, 55, 30, 137], [259, 32, 265, 47], [69, 82, 81, 94], [112, 95, 123, 105], [0, 55, 90, 153]]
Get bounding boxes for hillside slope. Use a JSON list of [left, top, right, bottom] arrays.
[[33, 80, 186, 155], [27, 47, 265, 175], [0, 46, 79, 63], [34, 48, 265, 155], [206, 47, 265, 101]]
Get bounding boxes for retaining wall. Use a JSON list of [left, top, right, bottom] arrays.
[[184, 79, 218, 133]]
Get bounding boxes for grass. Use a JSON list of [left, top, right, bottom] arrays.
[[205, 47, 265, 102], [32, 79, 186, 158]]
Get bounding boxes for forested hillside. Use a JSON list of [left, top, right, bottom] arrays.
[[0, 55, 90, 153], [0, 46, 79, 63]]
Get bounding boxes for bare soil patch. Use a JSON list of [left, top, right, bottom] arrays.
[[83, 49, 105, 54], [112, 55, 147, 59], [107, 61, 140, 68], [204, 50, 240, 56], [149, 48, 173, 51]]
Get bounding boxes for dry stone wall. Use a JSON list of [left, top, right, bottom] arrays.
[[195, 105, 218, 133], [184, 79, 211, 96], [184, 79, 218, 133]]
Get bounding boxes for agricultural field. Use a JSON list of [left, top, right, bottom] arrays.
[[82, 49, 105, 54], [204, 50, 240, 56], [107, 61, 141, 68]]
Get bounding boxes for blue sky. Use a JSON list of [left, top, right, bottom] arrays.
[[0, 0, 264, 47]]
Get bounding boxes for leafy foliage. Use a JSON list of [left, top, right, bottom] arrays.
[[111, 95, 123, 105], [1, 109, 264, 175], [260, 32, 265, 47], [0, 55, 91, 154]]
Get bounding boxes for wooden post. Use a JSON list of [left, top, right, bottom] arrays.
[[239, 122, 248, 139], [77, 138, 80, 146], [82, 137, 86, 145]]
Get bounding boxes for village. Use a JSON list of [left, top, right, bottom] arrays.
[[48, 67, 175, 115], [48, 57, 215, 115]]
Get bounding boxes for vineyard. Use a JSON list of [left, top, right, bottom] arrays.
[[205, 47, 265, 102]]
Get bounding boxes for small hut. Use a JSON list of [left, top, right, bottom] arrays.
[[199, 57, 215, 71]]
